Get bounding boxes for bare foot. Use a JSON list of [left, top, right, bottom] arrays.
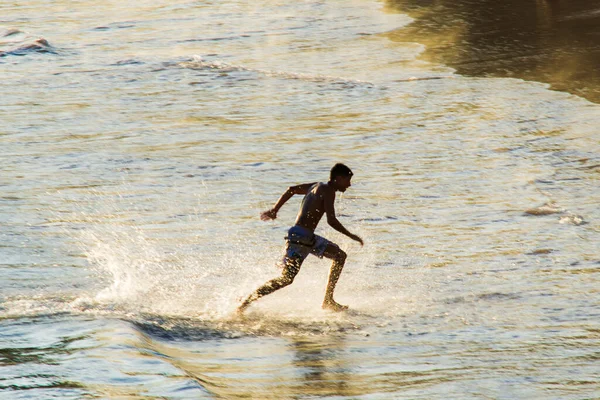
[[322, 300, 349, 312]]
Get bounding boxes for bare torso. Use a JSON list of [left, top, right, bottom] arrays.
[[294, 182, 333, 231]]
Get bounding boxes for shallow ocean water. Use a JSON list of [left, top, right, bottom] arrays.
[[1, 0, 599, 398]]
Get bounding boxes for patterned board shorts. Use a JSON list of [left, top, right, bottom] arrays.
[[280, 225, 338, 269]]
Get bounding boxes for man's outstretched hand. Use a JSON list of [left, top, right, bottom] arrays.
[[260, 209, 277, 221]]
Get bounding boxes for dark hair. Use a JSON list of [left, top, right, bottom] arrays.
[[330, 163, 353, 180]]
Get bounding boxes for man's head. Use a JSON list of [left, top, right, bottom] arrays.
[[329, 163, 353, 192]]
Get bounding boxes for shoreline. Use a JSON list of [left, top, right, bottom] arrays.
[[386, 0, 600, 104]]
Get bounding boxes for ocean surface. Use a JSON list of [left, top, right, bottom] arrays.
[[1, 0, 600, 398]]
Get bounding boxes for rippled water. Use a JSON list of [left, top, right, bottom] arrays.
[[1, 0, 599, 398]]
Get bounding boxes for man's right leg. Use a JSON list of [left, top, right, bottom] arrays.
[[237, 257, 302, 314]]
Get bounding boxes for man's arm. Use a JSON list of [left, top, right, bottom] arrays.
[[260, 182, 316, 221], [323, 187, 364, 245]]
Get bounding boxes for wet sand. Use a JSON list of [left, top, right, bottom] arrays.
[[386, 0, 600, 103]]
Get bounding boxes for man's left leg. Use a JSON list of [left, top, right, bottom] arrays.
[[321, 243, 348, 311], [237, 256, 302, 314]]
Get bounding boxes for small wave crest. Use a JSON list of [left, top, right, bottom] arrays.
[[180, 55, 375, 87], [0, 27, 54, 57]]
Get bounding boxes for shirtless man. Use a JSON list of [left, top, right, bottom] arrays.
[[237, 163, 363, 313]]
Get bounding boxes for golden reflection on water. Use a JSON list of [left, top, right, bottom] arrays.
[[141, 332, 459, 398], [385, 0, 600, 103]]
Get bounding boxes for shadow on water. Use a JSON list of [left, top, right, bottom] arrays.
[[386, 0, 600, 103], [130, 311, 367, 342], [131, 316, 242, 341]]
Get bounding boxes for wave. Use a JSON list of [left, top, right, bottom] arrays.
[[179, 55, 454, 89], [0, 294, 372, 338], [180, 55, 375, 87], [131, 312, 371, 339], [524, 200, 588, 225], [0, 27, 54, 57]]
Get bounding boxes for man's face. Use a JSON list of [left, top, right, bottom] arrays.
[[337, 175, 352, 192]]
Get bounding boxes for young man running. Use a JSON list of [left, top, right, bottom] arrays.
[[238, 163, 363, 313]]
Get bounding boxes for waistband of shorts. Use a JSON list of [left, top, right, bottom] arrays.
[[288, 225, 314, 237]]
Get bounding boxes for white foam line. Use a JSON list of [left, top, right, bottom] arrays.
[[182, 55, 455, 86], [182, 55, 375, 86], [394, 76, 455, 82]]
